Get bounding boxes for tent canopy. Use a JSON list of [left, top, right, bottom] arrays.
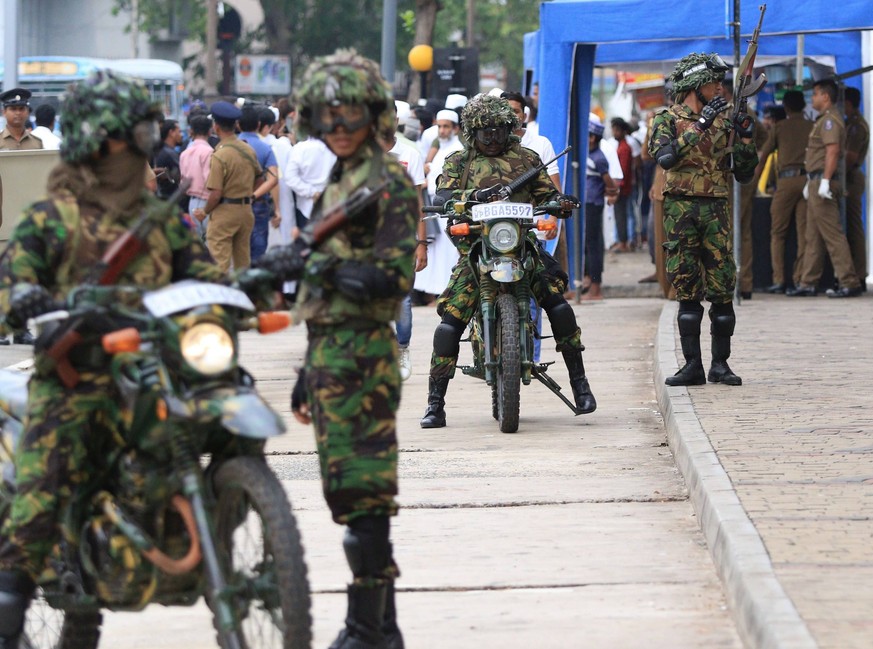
[[531, 0, 873, 282]]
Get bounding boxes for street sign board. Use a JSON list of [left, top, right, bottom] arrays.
[[234, 55, 291, 95]]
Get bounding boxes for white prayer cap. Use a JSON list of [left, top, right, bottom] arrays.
[[487, 87, 504, 98], [445, 94, 468, 110], [436, 109, 459, 124], [394, 100, 411, 122]]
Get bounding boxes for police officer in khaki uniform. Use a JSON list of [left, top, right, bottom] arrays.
[[788, 79, 862, 297], [844, 86, 869, 289], [192, 101, 260, 272], [0, 89, 44, 151], [756, 90, 813, 293]]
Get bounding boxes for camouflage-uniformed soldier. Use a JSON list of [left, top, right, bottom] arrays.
[[844, 86, 869, 288], [756, 90, 814, 293], [788, 78, 862, 298], [648, 53, 758, 387], [0, 88, 44, 152], [191, 101, 260, 272], [0, 71, 225, 647], [260, 49, 416, 649], [419, 94, 595, 428]]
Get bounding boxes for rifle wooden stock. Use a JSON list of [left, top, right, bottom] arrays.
[[46, 329, 84, 388], [305, 181, 389, 248]]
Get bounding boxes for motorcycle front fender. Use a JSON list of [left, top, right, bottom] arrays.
[[195, 387, 286, 439]]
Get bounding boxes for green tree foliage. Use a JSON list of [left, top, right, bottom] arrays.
[[113, 0, 540, 91]]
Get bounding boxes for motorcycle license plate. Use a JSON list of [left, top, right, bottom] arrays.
[[471, 202, 533, 222], [143, 281, 256, 317]]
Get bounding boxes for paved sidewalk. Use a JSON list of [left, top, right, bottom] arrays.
[[656, 293, 873, 649]]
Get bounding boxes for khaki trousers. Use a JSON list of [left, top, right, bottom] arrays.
[[801, 178, 860, 289], [768, 174, 807, 286], [206, 206, 254, 272], [846, 168, 867, 283]]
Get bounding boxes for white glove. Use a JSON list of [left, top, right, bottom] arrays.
[[817, 178, 833, 200], [802, 181, 809, 200]]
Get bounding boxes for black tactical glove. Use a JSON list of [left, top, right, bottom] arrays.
[[733, 111, 755, 139], [332, 261, 399, 303], [472, 184, 507, 203], [695, 96, 729, 132], [254, 236, 311, 282], [555, 193, 581, 214], [290, 368, 308, 413], [6, 284, 59, 329]]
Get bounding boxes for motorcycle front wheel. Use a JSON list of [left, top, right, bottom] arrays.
[[495, 293, 521, 434], [212, 456, 312, 649]]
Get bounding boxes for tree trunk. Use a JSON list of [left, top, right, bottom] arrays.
[[407, 0, 441, 103]]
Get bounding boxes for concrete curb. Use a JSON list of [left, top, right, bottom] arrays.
[[654, 302, 817, 649]]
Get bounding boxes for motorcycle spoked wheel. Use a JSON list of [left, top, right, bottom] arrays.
[[494, 293, 521, 434], [23, 600, 101, 649], [211, 456, 312, 649]]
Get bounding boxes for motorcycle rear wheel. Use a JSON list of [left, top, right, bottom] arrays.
[[212, 456, 312, 649], [23, 601, 101, 649], [495, 293, 521, 434]]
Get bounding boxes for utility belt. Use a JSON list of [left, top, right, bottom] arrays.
[[306, 318, 386, 337], [806, 170, 840, 181], [220, 196, 253, 205], [777, 167, 805, 179]]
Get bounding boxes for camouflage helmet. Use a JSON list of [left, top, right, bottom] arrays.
[[670, 53, 730, 95], [294, 48, 395, 141], [60, 70, 161, 164], [460, 94, 520, 144]]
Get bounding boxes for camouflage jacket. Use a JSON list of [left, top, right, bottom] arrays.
[[0, 166, 223, 335], [648, 103, 758, 198], [295, 139, 417, 325]]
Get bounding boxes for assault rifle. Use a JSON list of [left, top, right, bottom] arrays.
[[731, 5, 767, 145], [493, 146, 572, 201], [46, 181, 191, 387], [299, 181, 389, 251]]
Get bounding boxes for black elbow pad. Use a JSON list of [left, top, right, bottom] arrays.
[[655, 141, 680, 170], [332, 261, 400, 303]]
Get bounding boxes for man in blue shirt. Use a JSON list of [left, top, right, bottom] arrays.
[[582, 115, 618, 301], [238, 106, 279, 261]]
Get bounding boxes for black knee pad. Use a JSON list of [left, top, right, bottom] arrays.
[[433, 314, 466, 358], [709, 302, 736, 336], [0, 571, 33, 637], [677, 300, 704, 336], [544, 299, 578, 340], [343, 516, 391, 579]]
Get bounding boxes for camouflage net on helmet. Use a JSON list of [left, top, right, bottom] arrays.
[[670, 53, 728, 95], [293, 48, 395, 141], [60, 70, 160, 164], [460, 94, 520, 145]]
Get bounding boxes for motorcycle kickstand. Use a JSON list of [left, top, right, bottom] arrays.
[[531, 366, 584, 415]]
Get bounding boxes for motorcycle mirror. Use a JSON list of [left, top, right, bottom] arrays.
[[258, 311, 292, 334]]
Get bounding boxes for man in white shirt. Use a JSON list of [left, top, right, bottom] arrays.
[[425, 109, 463, 200], [31, 105, 61, 150], [283, 136, 336, 236]]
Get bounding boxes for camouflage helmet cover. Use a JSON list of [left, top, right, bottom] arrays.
[[60, 70, 161, 164], [293, 48, 395, 140], [670, 53, 730, 95], [460, 94, 520, 145]]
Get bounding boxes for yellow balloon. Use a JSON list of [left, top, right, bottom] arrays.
[[408, 45, 434, 72]]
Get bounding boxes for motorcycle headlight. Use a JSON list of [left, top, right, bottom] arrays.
[[487, 221, 520, 253], [180, 323, 235, 375]]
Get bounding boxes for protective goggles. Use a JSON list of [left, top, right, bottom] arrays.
[[313, 103, 372, 134], [681, 54, 731, 79], [474, 126, 511, 146]]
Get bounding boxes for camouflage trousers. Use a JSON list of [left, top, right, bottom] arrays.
[[431, 251, 581, 379], [305, 323, 400, 525], [0, 371, 123, 578], [663, 195, 736, 303]]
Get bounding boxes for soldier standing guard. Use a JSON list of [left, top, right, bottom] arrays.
[[648, 53, 758, 387], [0, 70, 227, 649], [0, 89, 44, 152], [258, 49, 417, 649], [191, 101, 261, 272], [787, 78, 862, 298]]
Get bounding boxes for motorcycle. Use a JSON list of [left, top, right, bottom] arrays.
[[0, 280, 311, 649], [423, 198, 583, 434]]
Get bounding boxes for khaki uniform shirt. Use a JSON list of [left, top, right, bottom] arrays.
[[0, 128, 45, 151], [206, 136, 259, 220], [804, 107, 844, 174], [846, 113, 869, 170], [759, 115, 814, 172]]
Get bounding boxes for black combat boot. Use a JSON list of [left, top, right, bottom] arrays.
[[0, 570, 34, 649], [381, 580, 404, 649], [419, 376, 449, 428], [329, 517, 395, 649], [708, 303, 742, 386], [666, 302, 706, 386], [562, 349, 596, 414]]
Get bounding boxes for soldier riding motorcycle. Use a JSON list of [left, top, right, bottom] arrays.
[[419, 94, 597, 433]]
